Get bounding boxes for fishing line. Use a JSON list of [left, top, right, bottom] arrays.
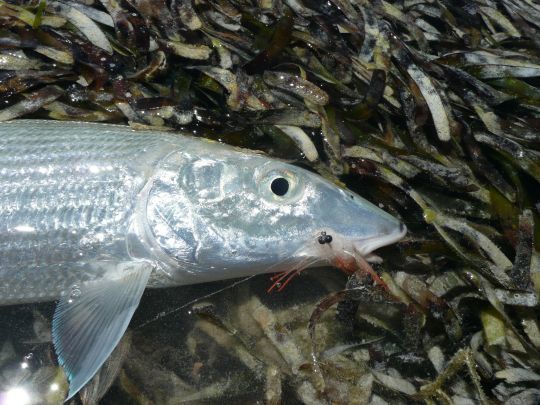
[[134, 253, 313, 329], [135, 274, 257, 329]]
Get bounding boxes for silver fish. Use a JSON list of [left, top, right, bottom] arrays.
[[0, 119, 406, 399]]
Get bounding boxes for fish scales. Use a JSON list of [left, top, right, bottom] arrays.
[[0, 122, 178, 304]]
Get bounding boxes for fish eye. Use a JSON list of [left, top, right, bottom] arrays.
[[270, 177, 289, 196]]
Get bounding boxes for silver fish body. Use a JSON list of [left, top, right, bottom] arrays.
[[0, 121, 170, 304], [0, 119, 406, 399]]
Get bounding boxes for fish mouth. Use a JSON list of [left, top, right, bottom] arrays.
[[353, 222, 407, 257]]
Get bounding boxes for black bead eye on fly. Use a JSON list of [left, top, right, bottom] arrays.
[[270, 177, 289, 196], [318, 231, 332, 244]]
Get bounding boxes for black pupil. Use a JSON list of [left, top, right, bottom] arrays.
[[270, 177, 289, 196]]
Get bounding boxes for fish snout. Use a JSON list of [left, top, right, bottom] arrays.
[[353, 220, 407, 257]]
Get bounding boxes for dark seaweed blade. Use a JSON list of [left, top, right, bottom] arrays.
[[243, 8, 293, 74], [0, 0, 539, 403]]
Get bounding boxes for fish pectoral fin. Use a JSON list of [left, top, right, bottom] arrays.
[[52, 261, 153, 401]]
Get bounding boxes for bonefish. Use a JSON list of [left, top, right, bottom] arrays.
[[0, 119, 406, 399]]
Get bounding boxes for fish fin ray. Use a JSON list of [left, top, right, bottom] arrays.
[[52, 261, 152, 401]]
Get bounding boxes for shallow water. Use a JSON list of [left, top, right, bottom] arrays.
[[1, 268, 353, 404]]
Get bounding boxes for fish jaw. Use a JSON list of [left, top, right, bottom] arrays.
[[299, 222, 406, 270], [305, 204, 407, 265], [353, 222, 407, 257]]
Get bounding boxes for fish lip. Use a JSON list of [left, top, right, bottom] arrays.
[[353, 222, 407, 256]]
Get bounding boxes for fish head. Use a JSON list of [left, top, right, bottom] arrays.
[[146, 147, 406, 283], [246, 159, 407, 266]]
